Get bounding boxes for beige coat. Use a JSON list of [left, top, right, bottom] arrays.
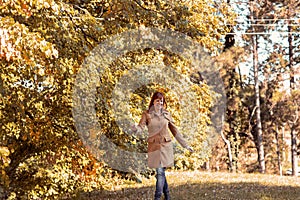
[[137, 107, 189, 168]]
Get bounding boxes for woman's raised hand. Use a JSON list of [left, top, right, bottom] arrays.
[[130, 124, 137, 133], [186, 146, 194, 153]]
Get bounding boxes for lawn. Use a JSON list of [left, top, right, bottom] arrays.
[[77, 171, 300, 200]]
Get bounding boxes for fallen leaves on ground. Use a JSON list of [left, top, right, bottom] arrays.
[[76, 171, 300, 200]]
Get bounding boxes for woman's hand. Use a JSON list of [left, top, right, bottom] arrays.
[[130, 124, 137, 133], [186, 146, 194, 153]]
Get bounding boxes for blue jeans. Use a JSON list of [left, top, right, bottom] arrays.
[[154, 167, 170, 200]]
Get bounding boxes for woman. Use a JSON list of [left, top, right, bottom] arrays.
[[133, 91, 193, 200]]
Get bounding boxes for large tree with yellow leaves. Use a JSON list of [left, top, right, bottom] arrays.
[[0, 0, 236, 198]]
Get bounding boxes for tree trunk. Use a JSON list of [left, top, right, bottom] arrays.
[[275, 125, 282, 176], [253, 34, 265, 174], [288, 5, 295, 91], [291, 128, 298, 176], [250, 2, 265, 174], [282, 125, 286, 162], [224, 0, 235, 52], [220, 129, 233, 172], [221, 0, 235, 173], [288, 0, 298, 176]]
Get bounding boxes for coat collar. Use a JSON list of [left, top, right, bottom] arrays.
[[148, 106, 169, 116]]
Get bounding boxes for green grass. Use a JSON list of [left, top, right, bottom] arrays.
[[77, 171, 300, 200]]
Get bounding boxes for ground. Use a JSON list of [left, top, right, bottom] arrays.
[[76, 171, 300, 200]]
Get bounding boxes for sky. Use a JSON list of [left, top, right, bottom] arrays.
[[230, 0, 299, 89]]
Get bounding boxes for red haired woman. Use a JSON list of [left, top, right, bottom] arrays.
[[133, 91, 193, 200]]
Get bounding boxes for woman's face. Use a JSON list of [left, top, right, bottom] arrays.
[[153, 98, 164, 110]]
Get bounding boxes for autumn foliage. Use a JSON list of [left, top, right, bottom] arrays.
[[0, 0, 238, 199]]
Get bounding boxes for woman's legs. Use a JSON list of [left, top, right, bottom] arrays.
[[154, 167, 170, 200], [163, 178, 170, 200]]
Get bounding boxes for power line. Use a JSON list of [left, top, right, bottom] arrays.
[[227, 32, 300, 35], [5, 15, 299, 35], [235, 18, 300, 23], [234, 24, 300, 27], [47, 16, 300, 28]]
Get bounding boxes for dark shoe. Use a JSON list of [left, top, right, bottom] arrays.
[[154, 192, 162, 200]]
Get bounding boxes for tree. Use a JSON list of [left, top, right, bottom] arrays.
[[249, 1, 266, 173], [286, 0, 299, 176], [262, 0, 299, 175], [0, 0, 237, 198], [220, 0, 236, 172], [272, 90, 300, 175], [215, 0, 300, 175], [0, 1, 112, 198], [217, 45, 249, 172]]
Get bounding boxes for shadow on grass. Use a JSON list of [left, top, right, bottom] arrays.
[[170, 182, 300, 200], [74, 181, 300, 200]]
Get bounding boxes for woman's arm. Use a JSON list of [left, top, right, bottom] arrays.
[[166, 112, 194, 152], [132, 111, 148, 136], [168, 120, 188, 148]]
